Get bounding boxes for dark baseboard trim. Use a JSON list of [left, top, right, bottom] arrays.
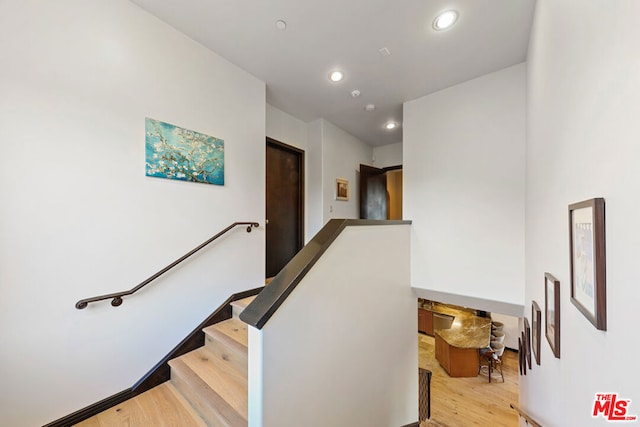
[[43, 286, 263, 427], [401, 422, 420, 427], [42, 389, 133, 427]]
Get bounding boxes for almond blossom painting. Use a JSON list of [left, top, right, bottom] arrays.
[[145, 117, 224, 185]]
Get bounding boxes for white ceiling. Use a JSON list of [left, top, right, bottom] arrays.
[[129, 0, 536, 146]]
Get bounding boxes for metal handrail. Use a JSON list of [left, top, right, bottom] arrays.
[[75, 222, 259, 309], [510, 403, 543, 427]]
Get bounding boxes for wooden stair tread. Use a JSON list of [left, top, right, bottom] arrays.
[[203, 317, 248, 376], [74, 382, 207, 427], [204, 317, 248, 348], [170, 347, 248, 423], [230, 296, 255, 313]]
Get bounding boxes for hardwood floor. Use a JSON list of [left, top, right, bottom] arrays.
[[418, 333, 519, 427], [74, 383, 206, 427]]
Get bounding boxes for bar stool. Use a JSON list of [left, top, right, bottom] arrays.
[[479, 342, 505, 383], [489, 341, 505, 382], [491, 330, 506, 343]]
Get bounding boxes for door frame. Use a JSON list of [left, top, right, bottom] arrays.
[[359, 163, 403, 220], [266, 137, 305, 262]]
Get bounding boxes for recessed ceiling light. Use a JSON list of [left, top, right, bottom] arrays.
[[275, 20, 287, 30], [385, 121, 398, 130], [433, 10, 458, 31], [365, 104, 375, 111], [329, 70, 344, 82]]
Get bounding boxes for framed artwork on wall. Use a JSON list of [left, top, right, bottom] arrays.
[[145, 117, 224, 185], [545, 273, 561, 358], [531, 301, 541, 365], [520, 332, 527, 375], [569, 198, 606, 330], [518, 337, 523, 375], [336, 178, 349, 201], [518, 336, 527, 375], [524, 317, 532, 369]]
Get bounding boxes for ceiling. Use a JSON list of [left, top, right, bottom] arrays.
[[129, 0, 536, 146]]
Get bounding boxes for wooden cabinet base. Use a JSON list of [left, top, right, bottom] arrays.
[[418, 308, 434, 335], [435, 333, 479, 377]]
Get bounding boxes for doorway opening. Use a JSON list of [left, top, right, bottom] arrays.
[[265, 138, 304, 278], [417, 299, 521, 426], [359, 164, 403, 220]]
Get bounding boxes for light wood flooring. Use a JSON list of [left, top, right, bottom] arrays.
[[75, 383, 206, 427], [418, 333, 519, 427]]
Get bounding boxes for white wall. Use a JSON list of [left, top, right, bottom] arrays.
[[321, 120, 373, 222], [266, 104, 308, 152], [0, 1, 265, 426], [523, 1, 640, 425], [265, 111, 372, 242], [248, 224, 417, 427], [301, 118, 374, 239], [404, 63, 526, 310], [306, 119, 324, 240], [373, 142, 403, 168]]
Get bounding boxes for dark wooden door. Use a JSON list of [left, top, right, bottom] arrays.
[[266, 139, 304, 278], [360, 164, 388, 219]]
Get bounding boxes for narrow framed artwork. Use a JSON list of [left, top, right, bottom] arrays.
[[531, 301, 541, 365], [336, 178, 349, 201], [545, 273, 561, 358], [518, 337, 526, 375], [569, 198, 606, 330], [520, 332, 527, 375], [524, 317, 532, 369], [518, 337, 523, 375]]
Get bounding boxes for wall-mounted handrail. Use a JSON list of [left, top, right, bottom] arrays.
[[510, 403, 543, 427], [75, 222, 259, 309]]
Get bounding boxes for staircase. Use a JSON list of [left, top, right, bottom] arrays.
[[76, 296, 255, 427]]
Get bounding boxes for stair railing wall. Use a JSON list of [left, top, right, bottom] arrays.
[[241, 219, 417, 427]]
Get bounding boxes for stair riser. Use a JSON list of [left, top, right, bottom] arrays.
[[205, 334, 248, 376], [231, 305, 244, 319], [230, 295, 255, 319], [169, 358, 246, 427], [170, 370, 231, 427]]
